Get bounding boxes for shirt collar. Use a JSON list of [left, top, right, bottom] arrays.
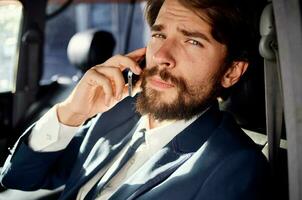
[[132, 107, 210, 151]]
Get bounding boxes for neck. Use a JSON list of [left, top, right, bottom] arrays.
[[148, 115, 174, 129]]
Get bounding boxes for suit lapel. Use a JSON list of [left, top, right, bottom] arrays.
[[109, 145, 193, 200], [61, 98, 141, 199], [108, 102, 222, 200], [79, 117, 137, 180]]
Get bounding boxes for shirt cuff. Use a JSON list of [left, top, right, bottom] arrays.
[[28, 105, 80, 152]]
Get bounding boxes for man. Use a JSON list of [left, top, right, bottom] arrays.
[[0, 0, 269, 199]]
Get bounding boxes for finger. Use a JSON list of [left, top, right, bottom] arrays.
[[94, 66, 125, 100], [122, 84, 130, 99], [103, 55, 143, 75], [106, 47, 146, 72], [85, 69, 114, 106], [126, 47, 146, 60]]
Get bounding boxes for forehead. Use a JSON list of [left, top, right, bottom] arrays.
[[155, 0, 212, 33]]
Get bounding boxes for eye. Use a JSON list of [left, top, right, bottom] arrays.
[[152, 33, 166, 39], [187, 39, 204, 47]]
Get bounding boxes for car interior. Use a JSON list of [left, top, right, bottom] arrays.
[[0, 0, 301, 199]]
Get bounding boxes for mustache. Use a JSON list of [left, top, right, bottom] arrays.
[[141, 66, 188, 92]]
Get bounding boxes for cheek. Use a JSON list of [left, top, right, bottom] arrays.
[[183, 48, 226, 81], [176, 57, 211, 84], [146, 42, 158, 67]]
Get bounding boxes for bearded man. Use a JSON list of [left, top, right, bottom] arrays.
[[0, 0, 269, 199]]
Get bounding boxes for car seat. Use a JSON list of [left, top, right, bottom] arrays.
[[67, 29, 116, 73]]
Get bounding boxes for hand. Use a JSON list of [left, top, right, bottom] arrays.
[[57, 48, 146, 126]]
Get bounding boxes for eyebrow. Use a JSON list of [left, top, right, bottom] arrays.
[[151, 24, 211, 43], [151, 24, 164, 32], [178, 28, 211, 43]]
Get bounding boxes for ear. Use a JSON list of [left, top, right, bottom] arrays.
[[221, 61, 249, 88]]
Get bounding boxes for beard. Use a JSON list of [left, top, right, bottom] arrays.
[[135, 66, 223, 121]]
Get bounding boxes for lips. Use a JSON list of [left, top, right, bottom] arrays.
[[148, 76, 175, 90]]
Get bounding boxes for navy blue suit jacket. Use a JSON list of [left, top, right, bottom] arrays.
[[0, 97, 269, 200]]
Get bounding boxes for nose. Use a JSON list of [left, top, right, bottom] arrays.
[[152, 41, 176, 69]]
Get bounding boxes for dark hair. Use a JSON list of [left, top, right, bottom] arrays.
[[145, 0, 262, 67]]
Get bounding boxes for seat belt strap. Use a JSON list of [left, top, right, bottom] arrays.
[[260, 3, 283, 172], [264, 57, 283, 169]]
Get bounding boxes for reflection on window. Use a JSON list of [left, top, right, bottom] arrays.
[[0, 1, 22, 92]]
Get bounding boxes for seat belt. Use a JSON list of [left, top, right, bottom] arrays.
[[259, 3, 283, 173]]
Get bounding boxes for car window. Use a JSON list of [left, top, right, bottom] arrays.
[[42, 1, 149, 82], [0, 0, 23, 93]]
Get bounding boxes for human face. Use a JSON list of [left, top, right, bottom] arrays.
[[136, 0, 228, 121]]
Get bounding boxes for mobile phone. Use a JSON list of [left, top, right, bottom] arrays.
[[128, 57, 146, 97]]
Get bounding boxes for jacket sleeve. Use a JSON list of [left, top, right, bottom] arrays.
[[0, 118, 94, 191]]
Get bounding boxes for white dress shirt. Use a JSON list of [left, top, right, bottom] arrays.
[[28, 105, 202, 199]]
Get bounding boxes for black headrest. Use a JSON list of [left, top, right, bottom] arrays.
[[67, 29, 115, 72]]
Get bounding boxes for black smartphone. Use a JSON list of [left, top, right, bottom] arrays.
[[127, 57, 146, 97]]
